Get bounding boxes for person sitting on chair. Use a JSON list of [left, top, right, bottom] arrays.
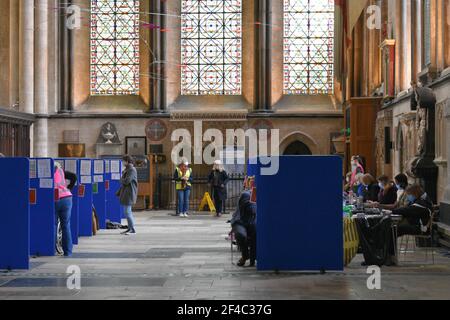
[[231, 191, 257, 267], [392, 184, 433, 237]]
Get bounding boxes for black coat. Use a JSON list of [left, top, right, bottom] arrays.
[[393, 197, 433, 230], [363, 183, 380, 202], [208, 170, 229, 200], [378, 185, 398, 205]]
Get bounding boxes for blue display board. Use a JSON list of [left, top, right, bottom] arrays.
[[105, 159, 123, 223], [250, 156, 344, 272], [0, 158, 30, 270], [56, 158, 80, 245], [93, 159, 106, 229], [78, 159, 93, 237], [29, 158, 55, 257]]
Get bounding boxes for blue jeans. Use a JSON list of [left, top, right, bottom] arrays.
[[177, 188, 191, 214], [55, 196, 73, 256], [123, 205, 136, 231]]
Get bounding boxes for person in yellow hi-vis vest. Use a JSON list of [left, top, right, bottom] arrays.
[[173, 158, 193, 217]]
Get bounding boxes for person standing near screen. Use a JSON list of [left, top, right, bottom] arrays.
[[174, 158, 193, 217], [54, 162, 73, 257], [208, 160, 229, 217], [117, 155, 138, 235]]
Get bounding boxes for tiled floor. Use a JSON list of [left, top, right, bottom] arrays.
[[1, 211, 450, 300]]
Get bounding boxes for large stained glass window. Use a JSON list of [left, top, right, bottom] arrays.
[[90, 0, 140, 95], [181, 0, 242, 95], [284, 0, 334, 95]]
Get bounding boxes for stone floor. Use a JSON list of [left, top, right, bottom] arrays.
[[1, 211, 450, 300]]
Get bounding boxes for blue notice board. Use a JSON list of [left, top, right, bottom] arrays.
[[93, 159, 106, 229], [56, 158, 80, 245], [0, 158, 30, 270], [105, 159, 123, 223], [78, 159, 93, 237], [250, 156, 344, 272], [29, 158, 55, 257]]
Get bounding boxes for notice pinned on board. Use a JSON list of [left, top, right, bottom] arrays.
[[37, 159, 52, 178], [111, 173, 121, 181], [65, 160, 77, 174], [110, 160, 120, 173], [94, 175, 104, 183], [29, 160, 37, 179], [39, 179, 53, 189], [81, 176, 92, 185], [94, 160, 104, 174], [80, 160, 92, 176], [105, 160, 110, 173]]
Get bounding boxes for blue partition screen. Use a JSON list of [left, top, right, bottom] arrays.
[[252, 156, 344, 272], [0, 158, 30, 270], [105, 159, 123, 223], [29, 158, 55, 256], [78, 159, 93, 237], [93, 160, 106, 229]]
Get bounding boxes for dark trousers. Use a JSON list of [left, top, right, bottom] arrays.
[[233, 223, 256, 261], [213, 187, 224, 214]]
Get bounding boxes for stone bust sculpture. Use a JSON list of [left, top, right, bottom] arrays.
[[97, 122, 121, 144]]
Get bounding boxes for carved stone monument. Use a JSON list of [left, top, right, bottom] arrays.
[[96, 122, 123, 158], [408, 85, 438, 203]]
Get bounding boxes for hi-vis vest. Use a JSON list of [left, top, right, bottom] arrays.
[[176, 167, 192, 190], [54, 168, 72, 200]]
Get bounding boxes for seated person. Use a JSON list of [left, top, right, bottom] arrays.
[[231, 191, 257, 267], [392, 184, 433, 237], [372, 174, 409, 210], [376, 175, 397, 205], [360, 174, 380, 202]]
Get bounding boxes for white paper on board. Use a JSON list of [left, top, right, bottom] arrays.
[[105, 160, 110, 173], [94, 175, 104, 183], [65, 160, 77, 174], [81, 176, 92, 184], [110, 160, 120, 173], [29, 160, 37, 179], [111, 173, 121, 181], [37, 159, 52, 178], [80, 160, 92, 176], [39, 179, 53, 189], [94, 160, 104, 174]]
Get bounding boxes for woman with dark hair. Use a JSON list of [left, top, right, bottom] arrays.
[[117, 155, 138, 235], [392, 184, 433, 236], [208, 160, 229, 217], [372, 174, 409, 210], [376, 175, 397, 205], [231, 191, 257, 267]]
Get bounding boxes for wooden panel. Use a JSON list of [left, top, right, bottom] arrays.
[[349, 97, 382, 175]]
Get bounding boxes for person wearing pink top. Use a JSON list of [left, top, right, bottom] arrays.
[[54, 162, 73, 257]]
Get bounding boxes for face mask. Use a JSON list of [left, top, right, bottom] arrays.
[[407, 194, 416, 204], [396, 184, 403, 190], [378, 182, 384, 189]]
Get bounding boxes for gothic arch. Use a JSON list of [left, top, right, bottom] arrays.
[[279, 132, 319, 155]]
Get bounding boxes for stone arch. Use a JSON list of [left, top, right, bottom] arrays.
[[279, 132, 320, 155]]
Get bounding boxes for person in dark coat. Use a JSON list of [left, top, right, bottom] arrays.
[[361, 174, 380, 202], [208, 160, 229, 217], [231, 191, 257, 267], [377, 175, 397, 205], [393, 184, 433, 236], [117, 155, 138, 235]]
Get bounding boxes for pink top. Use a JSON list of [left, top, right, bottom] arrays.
[[54, 168, 72, 200], [350, 163, 364, 187]]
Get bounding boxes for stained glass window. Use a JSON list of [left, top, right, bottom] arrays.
[[90, 0, 140, 95], [181, 0, 242, 95], [284, 0, 334, 95]]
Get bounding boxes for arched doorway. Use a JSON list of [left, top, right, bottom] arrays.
[[283, 141, 312, 155]]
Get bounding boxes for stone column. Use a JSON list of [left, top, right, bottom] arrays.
[[401, 0, 412, 90], [59, 0, 72, 113], [10, 0, 20, 108], [33, 118, 48, 157], [254, 0, 272, 112], [35, 0, 48, 115], [441, 100, 450, 225], [19, 0, 34, 114], [446, 0, 450, 68], [149, 0, 166, 113]]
